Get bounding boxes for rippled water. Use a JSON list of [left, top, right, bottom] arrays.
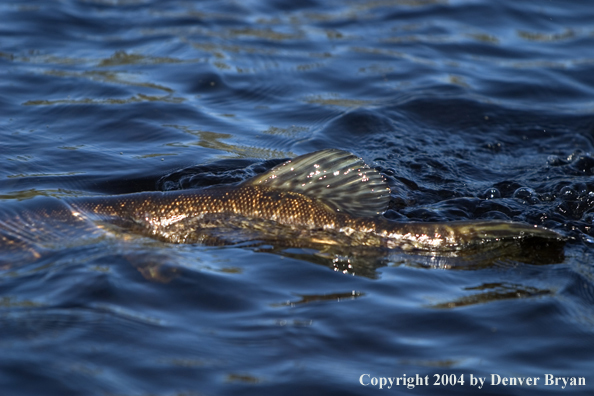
[[2, 0, 594, 395]]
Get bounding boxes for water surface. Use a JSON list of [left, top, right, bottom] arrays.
[[2, 0, 594, 395]]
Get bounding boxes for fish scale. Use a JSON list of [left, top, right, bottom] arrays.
[[1, 149, 565, 264]]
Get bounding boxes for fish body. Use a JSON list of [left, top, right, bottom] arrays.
[[67, 185, 562, 253], [1, 149, 565, 263]]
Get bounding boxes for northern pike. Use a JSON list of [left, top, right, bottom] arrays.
[[0, 149, 565, 264]]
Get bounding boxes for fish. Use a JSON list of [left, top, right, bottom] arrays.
[[0, 149, 565, 268]]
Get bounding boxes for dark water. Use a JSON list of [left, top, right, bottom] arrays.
[[2, 0, 594, 395]]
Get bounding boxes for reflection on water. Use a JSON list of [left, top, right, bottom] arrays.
[[23, 94, 185, 106], [272, 290, 364, 307], [3, 0, 594, 394], [428, 283, 552, 309], [163, 126, 296, 159]]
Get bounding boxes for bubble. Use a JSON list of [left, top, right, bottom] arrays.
[[483, 187, 501, 200], [540, 192, 554, 202], [566, 150, 583, 162], [571, 154, 594, 174], [547, 155, 566, 166], [560, 186, 578, 201], [513, 187, 540, 204]]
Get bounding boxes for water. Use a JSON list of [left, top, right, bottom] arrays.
[[2, 0, 594, 395]]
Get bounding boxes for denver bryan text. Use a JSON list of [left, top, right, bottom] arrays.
[[359, 374, 586, 390]]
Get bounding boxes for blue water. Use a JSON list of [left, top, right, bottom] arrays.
[[2, 0, 594, 395]]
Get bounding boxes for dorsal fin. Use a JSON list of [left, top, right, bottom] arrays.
[[245, 149, 391, 217]]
